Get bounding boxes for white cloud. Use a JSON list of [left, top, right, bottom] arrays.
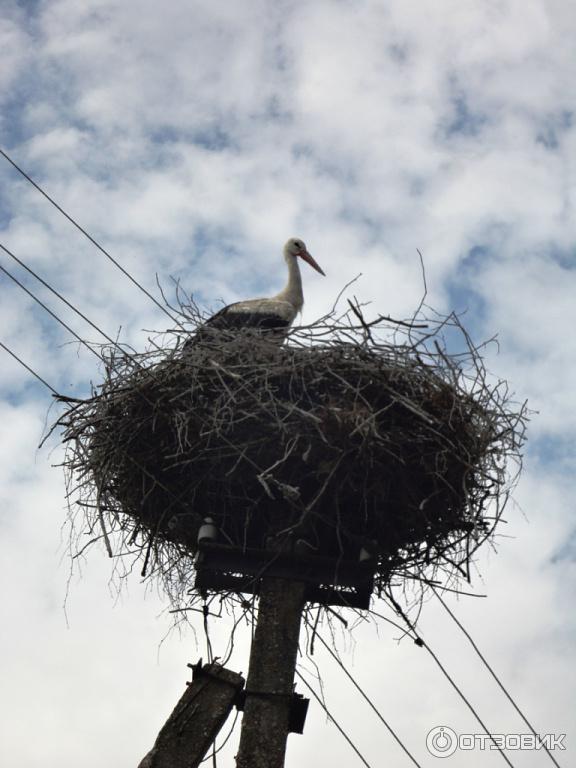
[[0, 0, 575, 765]]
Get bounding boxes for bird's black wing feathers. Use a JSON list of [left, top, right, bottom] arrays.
[[182, 302, 291, 352], [206, 304, 290, 331]]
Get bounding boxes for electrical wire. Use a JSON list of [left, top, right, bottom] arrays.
[[431, 586, 563, 768], [203, 600, 215, 664], [2, 308, 548, 768], [0, 240, 137, 356], [295, 668, 374, 768], [372, 604, 517, 768], [0, 146, 185, 329], [422, 640, 517, 767], [0, 238, 190, 411], [0, 354, 530, 768], [0, 180, 547, 767], [0, 261, 103, 361], [0, 257, 204, 539], [0, 240, 172, 385], [0, 339, 59, 395], [309, 625, 422, 767], [0, 239, 210, 478], [0, 279, 200, 561], [198, 710, 240, 765], [0, 190, 205, 559]]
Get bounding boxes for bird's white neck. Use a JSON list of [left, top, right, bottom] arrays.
[[273, 254, 303, 312]]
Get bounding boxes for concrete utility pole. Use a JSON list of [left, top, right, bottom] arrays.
[[138, 663, 245, 768], [235, 577, 307, 768]]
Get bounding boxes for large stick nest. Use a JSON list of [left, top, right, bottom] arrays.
[[57, 301, 527, 605]]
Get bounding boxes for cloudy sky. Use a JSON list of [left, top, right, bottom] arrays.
[[0, 0, 574, 765]]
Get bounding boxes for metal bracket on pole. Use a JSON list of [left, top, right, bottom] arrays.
[[195, 540, 376, 608], [235, 689, 310, 734]]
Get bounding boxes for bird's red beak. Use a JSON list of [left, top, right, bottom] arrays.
[[299, 249, 326, 276]]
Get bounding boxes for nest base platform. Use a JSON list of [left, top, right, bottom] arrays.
[[194, 541, 376, 609]]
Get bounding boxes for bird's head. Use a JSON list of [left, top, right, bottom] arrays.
[[284, 237, 326, 276]]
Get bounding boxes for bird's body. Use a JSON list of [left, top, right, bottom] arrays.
[[204, 298, 297, 331], [186, 238, 324, 346]]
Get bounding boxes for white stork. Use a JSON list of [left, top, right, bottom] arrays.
[[188, 238, 325, 345]]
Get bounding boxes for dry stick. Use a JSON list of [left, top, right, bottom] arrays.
[[1, 241, 203, 457], [14, 275, 237, 560], [60, 302, 524, 616], [45, 352, 189, 560], [63, 415, 201, 572]]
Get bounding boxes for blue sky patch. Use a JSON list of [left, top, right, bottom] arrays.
[[536, 109, 573, 150], [439, 83, 489, 140]]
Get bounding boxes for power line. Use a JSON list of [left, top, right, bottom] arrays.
[[309, 625, 423, 767], [0, 254, 199, 540], [0, 261, 103, 362], [0, 339, 59, 395], [422, 639, 517, 768], [0, 255, 546, 766], [0, 240, 135, 356], [5, 346, 203, 580], [1, 240, 172, 382], [373, 603, 517, 768], [0, 238, 189, 396], [199, 710, 240, 765], [3, 221, 523, 768], [0, 257, 191, 524], [0, 224, 543, 768], [0, 146, 185, 330], [295, 668, 374, 768], [431, 586, 563, 768]]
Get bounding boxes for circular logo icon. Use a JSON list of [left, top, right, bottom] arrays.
[[426, 726, 458, 758]]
